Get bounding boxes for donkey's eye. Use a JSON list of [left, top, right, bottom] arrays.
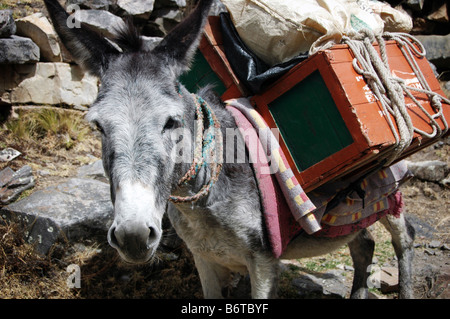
[[162, 117, 177, 132], [93, 121, 105, 134]]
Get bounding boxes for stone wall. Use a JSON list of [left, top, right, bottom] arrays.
[[0, 0, 193, 110], [2, 63, 98, 107]]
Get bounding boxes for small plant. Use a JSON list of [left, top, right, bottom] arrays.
[[1, 108, 90, 151], [36, 108, 60, 136], [4, 110, 37, 141], [0, 0, 45, 19]]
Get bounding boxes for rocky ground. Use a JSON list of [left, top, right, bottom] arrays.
[[399, 145, 450, 299], [0, 108, 448, 299]]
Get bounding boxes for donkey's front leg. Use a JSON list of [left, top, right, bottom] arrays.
[[348, 229, 375, 298], [247, 253, 279, 298], [193, 254, 230, 298]]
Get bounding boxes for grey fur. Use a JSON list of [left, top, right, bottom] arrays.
[[45, 0, 414, 298]]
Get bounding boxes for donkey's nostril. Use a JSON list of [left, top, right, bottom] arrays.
[[147, 227, 160, 248], [148, 227, 157, 240], [108, 226, 120, 248]]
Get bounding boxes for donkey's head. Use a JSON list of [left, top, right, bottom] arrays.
[[44, 0, 213, 263]]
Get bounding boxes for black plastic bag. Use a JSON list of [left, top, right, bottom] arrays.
[[219, 12, 308, 95]]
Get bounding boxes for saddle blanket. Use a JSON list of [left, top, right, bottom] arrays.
[[225, 98, 411, 258]]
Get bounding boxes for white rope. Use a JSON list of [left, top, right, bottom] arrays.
[[342, 29, 449, 166]]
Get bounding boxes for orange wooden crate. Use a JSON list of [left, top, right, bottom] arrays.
[[188, 17, 450, 192], [251, 42, 449, 192]]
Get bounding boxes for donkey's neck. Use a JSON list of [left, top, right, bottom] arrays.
[[170, 86, 259, 218]]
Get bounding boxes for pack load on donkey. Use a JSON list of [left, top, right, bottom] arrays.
[[180, 0, 450, 257]]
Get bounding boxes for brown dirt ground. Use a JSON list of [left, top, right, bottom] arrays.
[[0, 105, 449, 299]]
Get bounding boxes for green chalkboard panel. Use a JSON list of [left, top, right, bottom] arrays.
[[268, 71, 354, 171], [180, 50, 227, 95]]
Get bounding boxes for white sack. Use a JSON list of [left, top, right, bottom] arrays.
[[222, 0, 411, 66], [368, 1, 413, 32]]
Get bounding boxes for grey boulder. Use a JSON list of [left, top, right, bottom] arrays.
[[2, 177, 113, 255], [0, 35, 40, 64]]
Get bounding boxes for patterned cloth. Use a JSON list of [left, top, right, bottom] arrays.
[[308, 159, 411, 227], [314, 191, 404, 237], [225, 98, 411, 258]]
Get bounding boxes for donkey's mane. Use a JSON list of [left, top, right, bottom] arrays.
[[112, 18, 143, 53]]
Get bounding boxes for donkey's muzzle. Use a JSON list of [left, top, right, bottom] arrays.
[[108, 221, 161, 263]]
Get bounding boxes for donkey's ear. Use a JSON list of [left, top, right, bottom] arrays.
[[153, 0, 213, 77], [44, 0, 120, 77]]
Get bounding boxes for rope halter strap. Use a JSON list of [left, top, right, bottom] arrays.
[[169, 92, 223, 203]]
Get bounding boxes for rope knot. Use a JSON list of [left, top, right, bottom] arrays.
[[169, 92, 223, 204], [431, 95, 442, 108]]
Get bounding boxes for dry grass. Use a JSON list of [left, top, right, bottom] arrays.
[[0, 218, 202, 299], [74, 243, 203, 299], [0, 218, 75, 298], [0, 107, 101, 191], [0, 0, 45, 19], [4, 107, 90, 151]]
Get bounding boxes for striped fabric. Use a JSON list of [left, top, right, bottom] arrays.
[[226, 98, 321, 234], [314, 191, 404, 237], [309, 159, 411, 227]]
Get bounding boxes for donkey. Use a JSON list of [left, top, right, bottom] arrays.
[[44, 0, 415, 298]]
